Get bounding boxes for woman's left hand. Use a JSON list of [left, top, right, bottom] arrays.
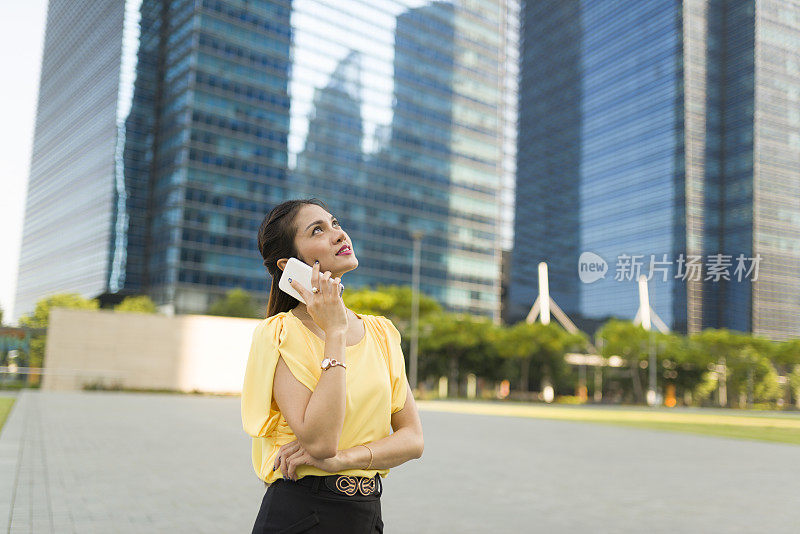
[[273, 440, 345, 480]]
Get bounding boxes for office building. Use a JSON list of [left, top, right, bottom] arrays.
[[510, 0, 800, 340], [16, 0, 518, 321]]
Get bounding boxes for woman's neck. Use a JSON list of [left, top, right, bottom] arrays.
[[291, 303, 308, 319], [291, 304, 358, 321]]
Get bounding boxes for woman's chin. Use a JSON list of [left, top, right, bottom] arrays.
[[339, 256, 358, 273]]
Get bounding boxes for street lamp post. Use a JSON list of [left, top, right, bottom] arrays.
[[638, 275, 657, 406], [410, 229, 424, 391]]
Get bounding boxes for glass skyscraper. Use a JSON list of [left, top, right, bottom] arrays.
[[15, 0, 143, 321], [15, 0, 518, 321], [511, 0, 800, 341]]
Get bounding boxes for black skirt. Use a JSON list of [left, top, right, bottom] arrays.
[[251, 476, 383, 533]]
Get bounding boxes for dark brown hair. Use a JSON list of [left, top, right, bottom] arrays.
[[258, 198, 330, 318]]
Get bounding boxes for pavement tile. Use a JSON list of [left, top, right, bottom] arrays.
[[2, 390, 800, 532]]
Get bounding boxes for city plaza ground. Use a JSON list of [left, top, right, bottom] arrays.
[[1, 390, 799, 533]]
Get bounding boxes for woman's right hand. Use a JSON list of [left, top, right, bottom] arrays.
[[273, 439, 345, 480], [289, 261, 348, 335]]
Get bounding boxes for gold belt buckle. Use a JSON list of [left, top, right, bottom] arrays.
[[334, 475, 376, 496]]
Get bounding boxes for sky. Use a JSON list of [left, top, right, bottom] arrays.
[[0, 0, 47, 324]]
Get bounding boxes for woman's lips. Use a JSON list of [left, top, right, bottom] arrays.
[[336, 245, 352, 255]]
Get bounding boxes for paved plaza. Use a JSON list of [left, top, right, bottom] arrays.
[[1, 390, 799, 533]]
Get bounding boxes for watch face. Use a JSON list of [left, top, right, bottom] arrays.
[[321, 358, 331, 368]]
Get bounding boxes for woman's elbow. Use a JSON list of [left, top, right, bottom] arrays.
[[307, 440, 337, 459], [317, 447, 338, 460], [414, 435, 424, 459]]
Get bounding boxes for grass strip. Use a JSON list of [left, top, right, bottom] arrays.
[[417, 399, 800, 446], [0, 397, 16, 434]]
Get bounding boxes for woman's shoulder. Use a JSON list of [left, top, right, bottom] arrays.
[[251, 311, 304, 345], [254, 311, 290, 331], [362, 313, 387, 323], [369, 314, 398, 330], [255, 311, 395, 338], [364, 315, 402, 344]]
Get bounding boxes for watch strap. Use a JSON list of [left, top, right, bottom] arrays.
[[321, 357, 347, 370]]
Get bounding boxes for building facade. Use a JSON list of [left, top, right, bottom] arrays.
[[15, 0, 135, 321], [16, 0, 518, 321], [511, 0, 800, 340]]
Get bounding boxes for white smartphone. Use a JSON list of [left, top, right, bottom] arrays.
[[278, 257, 344, 304]]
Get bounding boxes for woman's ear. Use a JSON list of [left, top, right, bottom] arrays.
[[276, 258, 288, 271]]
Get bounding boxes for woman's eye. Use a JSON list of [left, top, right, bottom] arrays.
[[313, 221, 340, 234], [313, 227, 321, 234]]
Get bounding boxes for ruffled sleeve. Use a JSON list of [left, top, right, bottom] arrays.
[[378, 316, 409, 414], [241, 313, 319, 437]]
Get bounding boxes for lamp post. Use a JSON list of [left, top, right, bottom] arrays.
[[410, 229, 424, 391], [638, 275, 657, 406]]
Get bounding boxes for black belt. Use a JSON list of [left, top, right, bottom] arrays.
[[290, 474, 382, 498]]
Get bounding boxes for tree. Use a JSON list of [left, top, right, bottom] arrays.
[[596, 319, 652, 403], [417, 312, 487, 397], [789, 363, 800, 409], [727, 335, 781, 407], [206, 288, 261, 318], [18, 293, 100, 368], [114, 295, 158, 313], [659, 331, 713, 406], [343, 284, 441, 331], [459, 318, 507, 384], [774, 339, 800, 371], [775, 339, 800, 407], [688, 329, 781, 408], [496, 320, 585, 393], [687, 329, 739, 407]]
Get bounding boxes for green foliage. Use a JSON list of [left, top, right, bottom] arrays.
[[206, 288, 261, 318], [18, 293, 99, 329], [693, 371, 719, 403], [416, 312, 491, 394], [790, 365, 800, 407], [555, 395, 585, 404], [689, 329, 782, 407], [596, 319, 650, 362], [344, 284, 442, 330], [774, 339, 800, 369], [589, 320, 793, 408], [0, 397, 15, 433], [17, 293, 100, 368], [496, 320, 587, 391], [9, 285, 797, 409], [114, 295, 158, 314]]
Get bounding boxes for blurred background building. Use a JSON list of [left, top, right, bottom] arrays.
[[509, 0, 800, 341], [14, 0, 518, 322], [15, 0, 798, 342]]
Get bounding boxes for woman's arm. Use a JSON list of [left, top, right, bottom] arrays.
[[338, 382, 424, 470], [273, 331, 347, 459], [277, 382, 423, 480]]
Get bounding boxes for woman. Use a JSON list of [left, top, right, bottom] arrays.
[[242, 198, 424, 533]]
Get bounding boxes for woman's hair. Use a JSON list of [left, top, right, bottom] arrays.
[[258, 198, 330, 318]]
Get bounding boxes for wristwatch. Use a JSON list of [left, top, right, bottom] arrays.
[[321, 357, 347, 371]]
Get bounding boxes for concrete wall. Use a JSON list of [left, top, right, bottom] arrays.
[[42, 308, 261, 393]]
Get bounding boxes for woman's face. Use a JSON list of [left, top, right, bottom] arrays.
[[277, 204, 358, 278]]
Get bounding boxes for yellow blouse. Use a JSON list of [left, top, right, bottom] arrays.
[[241, 310, 409, 484]]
